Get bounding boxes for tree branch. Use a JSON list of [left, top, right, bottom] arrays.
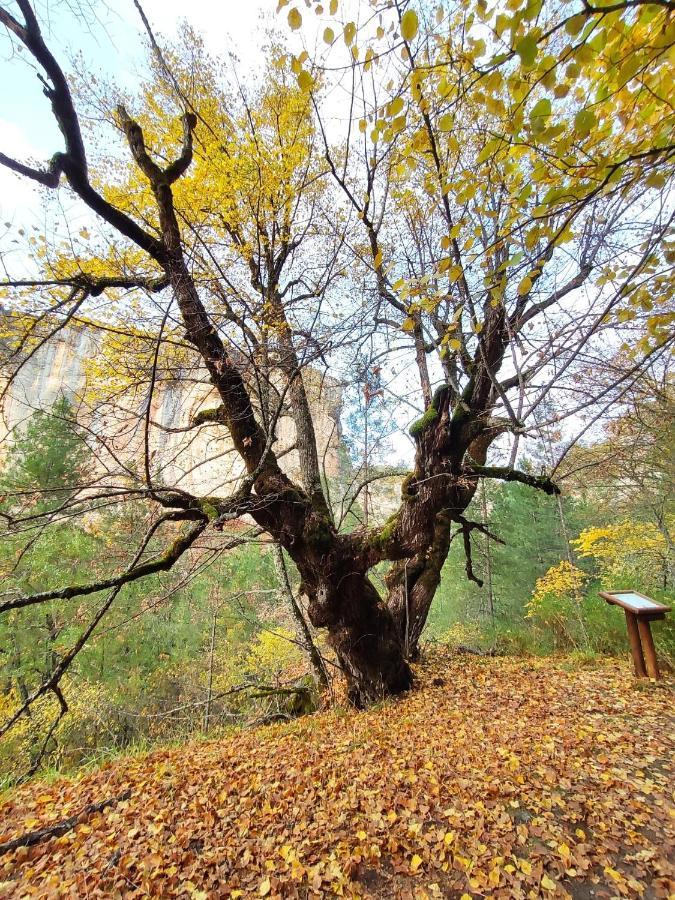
[[0, 791, 132, 855], [0, 513, 207, 614], [465, 464, 560, 495]]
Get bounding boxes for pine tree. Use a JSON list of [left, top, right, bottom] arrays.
[[1, 396, 91, 513]]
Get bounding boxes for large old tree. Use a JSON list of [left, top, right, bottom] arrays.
[[0, 0, 673, 707]]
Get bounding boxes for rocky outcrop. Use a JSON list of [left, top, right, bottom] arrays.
[[0, 319, 343, 497]]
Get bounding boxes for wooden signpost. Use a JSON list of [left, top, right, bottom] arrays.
[[599, 590, 671, 679]]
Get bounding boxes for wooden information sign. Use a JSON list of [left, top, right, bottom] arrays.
[[599, 590, 671, 679]]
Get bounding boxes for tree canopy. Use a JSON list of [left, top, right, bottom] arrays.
[[0, 0, 672, 709]]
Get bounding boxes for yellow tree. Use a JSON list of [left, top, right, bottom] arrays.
[[280, 0, 674, 651], [0, 0, 672, 705]]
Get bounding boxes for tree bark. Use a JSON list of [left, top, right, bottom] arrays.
[[304, 567, 413, 707], [382, 422, 498, 655], [386, 510, 455, 658]]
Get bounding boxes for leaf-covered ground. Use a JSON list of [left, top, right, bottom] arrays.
[[1, 653, 673, 898]]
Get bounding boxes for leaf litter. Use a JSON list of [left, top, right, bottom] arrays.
[[0, 651, 672, 898]]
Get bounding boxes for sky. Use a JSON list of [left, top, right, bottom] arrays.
[[0, 0, 294, 226]]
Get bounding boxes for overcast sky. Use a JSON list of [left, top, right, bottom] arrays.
[[0, 0, 302, 225]]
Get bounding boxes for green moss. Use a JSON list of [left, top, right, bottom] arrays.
[[157, 536, 184, 564], [401, 473, 416, 499], [306, 514, 335, 551], [199, 500, 219, 521], [408, 384, 450, 437], [371, 511, 400, 550], [409, 405, 438, 437], [192, 406, 225, 426]]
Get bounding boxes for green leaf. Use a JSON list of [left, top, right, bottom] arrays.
[[574, 108, 596, 137], [477, 139, 499, 163], [516, 34, 538, 69], [530, 98, 551, 120], [565, 14, 585, 36], [523, 0, 543, 20]]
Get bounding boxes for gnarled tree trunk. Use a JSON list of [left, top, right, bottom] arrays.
[[386, 509, 455, 658], [305, 567, 413, 707]]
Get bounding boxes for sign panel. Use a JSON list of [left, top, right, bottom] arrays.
[[599, 590, 670, 616]]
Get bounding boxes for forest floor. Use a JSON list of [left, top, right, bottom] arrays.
[[0, 651, 673, 899]]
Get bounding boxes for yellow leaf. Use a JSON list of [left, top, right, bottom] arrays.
[[410, 853, 423, 873], [344, 21, 356, 46], [330, 0, 338, 12], [388, 96, 405, 116], [259, 878, 271, 897], [297, 70, 313, 92], [438, 114, 453, 132], [541, 874, 556, 891], [519, 858, 532, 876], [400, 9, 419, 41], [323, 27, 334, 43], [517, 276, 533, 297], [287, 7, 302, 30]]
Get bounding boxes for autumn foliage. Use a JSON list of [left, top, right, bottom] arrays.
[[1, 651, 673, 898]]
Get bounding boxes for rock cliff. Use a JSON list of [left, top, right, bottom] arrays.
[[0, 318, 343, 497]]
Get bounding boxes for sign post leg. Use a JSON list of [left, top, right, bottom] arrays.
[[625, 611, 647, 677], [637, 619, 660, 679]]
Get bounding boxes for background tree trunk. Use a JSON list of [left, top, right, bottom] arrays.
[[272, 543, 329, 691]]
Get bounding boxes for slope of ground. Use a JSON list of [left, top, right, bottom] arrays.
[[0, 653, 673, 898]]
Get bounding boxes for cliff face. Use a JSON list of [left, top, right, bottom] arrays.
[[0, 321, 343, 497]]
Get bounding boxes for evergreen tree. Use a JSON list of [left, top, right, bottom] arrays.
[[1, 396, 91, 513]]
